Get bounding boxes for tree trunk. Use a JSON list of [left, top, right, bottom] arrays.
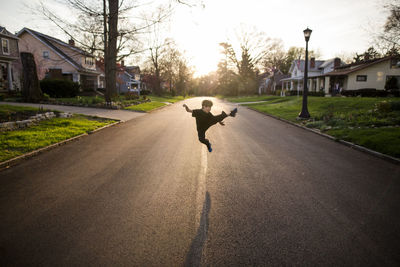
[[20, 52, 43, 102], [105, 0, 118, 104], [103, 0, 109, 103]]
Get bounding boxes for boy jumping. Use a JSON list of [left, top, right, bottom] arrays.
[[183, 100, 237, 152]]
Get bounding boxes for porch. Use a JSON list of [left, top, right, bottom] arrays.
[[281, 75, 340, 95]]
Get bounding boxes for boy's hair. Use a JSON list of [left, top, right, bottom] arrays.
[[202, 100, 213, 108]]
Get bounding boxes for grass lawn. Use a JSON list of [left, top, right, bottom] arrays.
[[327, 127, 400, 158], [123, 94, 189, 112], [0, 104, 53, 122], [124, 101, 167, 112], [148, 95, 188, 103], [230, 96, 400, 158], [0, 115, 116, 162], [225, 95, 280, 103], [53, 95, 105, 105]]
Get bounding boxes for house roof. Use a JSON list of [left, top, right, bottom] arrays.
[[325, 56, 397, 76], [318, 58, 335, 69], [0, 26, 19, 40], [292, 59, 325, 72], [274, 73, 291, 83], [17, 27, 99, 74]]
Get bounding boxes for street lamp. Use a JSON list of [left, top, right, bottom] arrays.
[[298, 27, 312, 119]]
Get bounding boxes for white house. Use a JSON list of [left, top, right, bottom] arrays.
[[323, 56, 400, 94], [281, 57, 342, 94], [281, 56, 400, 95]]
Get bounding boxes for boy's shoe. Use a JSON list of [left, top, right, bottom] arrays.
[[207, 143, 212, 152], [230, 108, 238, 117]]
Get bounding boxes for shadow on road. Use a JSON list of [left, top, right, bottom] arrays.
[[184, 191, 211, 267]]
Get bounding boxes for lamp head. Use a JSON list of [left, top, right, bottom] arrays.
[[304, 27, 312, 41]]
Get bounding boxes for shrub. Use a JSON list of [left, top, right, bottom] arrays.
[[42, 93, 50, 101], [124, 91, 139, 100], [275, 89, 282, 96], [40, 79, 80, 98], [376, 101, 392, 113], [284, 90, 325, 97], [0, 94, 4, 101], [140, 89, 151, 95], [342, 89, 388, 97], [390, 101, 400, 111]]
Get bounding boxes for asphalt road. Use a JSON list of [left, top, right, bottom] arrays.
[[0, 97, 399, 266]]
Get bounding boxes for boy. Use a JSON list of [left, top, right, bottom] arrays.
[[183, 100, 237, 152]]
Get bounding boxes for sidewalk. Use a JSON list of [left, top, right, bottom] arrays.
[[0, 102, 146, 122]]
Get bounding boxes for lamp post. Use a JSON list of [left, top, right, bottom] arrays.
[[298, 27, 312, 119]]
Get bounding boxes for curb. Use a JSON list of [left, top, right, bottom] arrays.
[[245, 106, 400, 165], [0, 120, 122, 171]]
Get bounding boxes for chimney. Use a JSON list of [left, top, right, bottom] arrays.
[[334, 57, 341, 68], [310, 57, 315, 68], [68, 39, 75, 46]]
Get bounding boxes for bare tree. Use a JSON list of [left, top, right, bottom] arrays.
[[32, 0, 201, 100], [218, 26, 276, 94], [373, 0, 400, 54]]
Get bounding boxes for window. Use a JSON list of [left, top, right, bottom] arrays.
[[43, 51, 49, 59], [1, 39, 9, 55], [390, 58, 400, 68], [85, 57, 94, 66], [356, 75, 367, 82]]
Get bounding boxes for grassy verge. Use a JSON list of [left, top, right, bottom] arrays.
[[124, 101, 167, 112], [0, 115, 116, 162], [148, 95, 188, 103], [231, 96, 400, 158], [123, 94, 189, 112], [0, 104, 53, 122], [225, 95, 280, 103], [327, 127, 400, 158]]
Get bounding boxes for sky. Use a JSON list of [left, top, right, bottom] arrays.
[[0, 0, 389, 76]]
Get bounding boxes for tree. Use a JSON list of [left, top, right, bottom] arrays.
[[353, 46, 381, 63], [262, 39, 287, 74], [375, 0, 400, 54], [105, 0, 119, 103], [216, 43, 238, 96], [20, 52, 43, 102], [280, 46, 321, 74], [217, 26, 274, 95], [34, 0, 198, 100]]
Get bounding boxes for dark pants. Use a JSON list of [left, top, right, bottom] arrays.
[[197, 112, 227, 147]]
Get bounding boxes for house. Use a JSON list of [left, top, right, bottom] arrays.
[[323, 56, 400, 94], [17, 28, 101, 90], [281, 56, 400, 95], [96, 59, 143, 94], [281, 57, 342, 95], [125, 65, 142, 92], [270, 70, 290, 93], [0, 26, 19, 92]]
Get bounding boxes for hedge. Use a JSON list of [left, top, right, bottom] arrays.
[[40, 79, 80, 98], [285, 90, 325, 97]]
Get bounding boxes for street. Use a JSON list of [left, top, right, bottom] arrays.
[[0, 97, 399, 266]]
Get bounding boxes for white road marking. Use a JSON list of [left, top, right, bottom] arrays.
[[196, 146, 208, 225]]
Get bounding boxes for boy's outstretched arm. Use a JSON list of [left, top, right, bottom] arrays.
[[183, 104, 192, 113]]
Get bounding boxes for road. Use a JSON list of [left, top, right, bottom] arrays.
[[0, 97, 399, 266]]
